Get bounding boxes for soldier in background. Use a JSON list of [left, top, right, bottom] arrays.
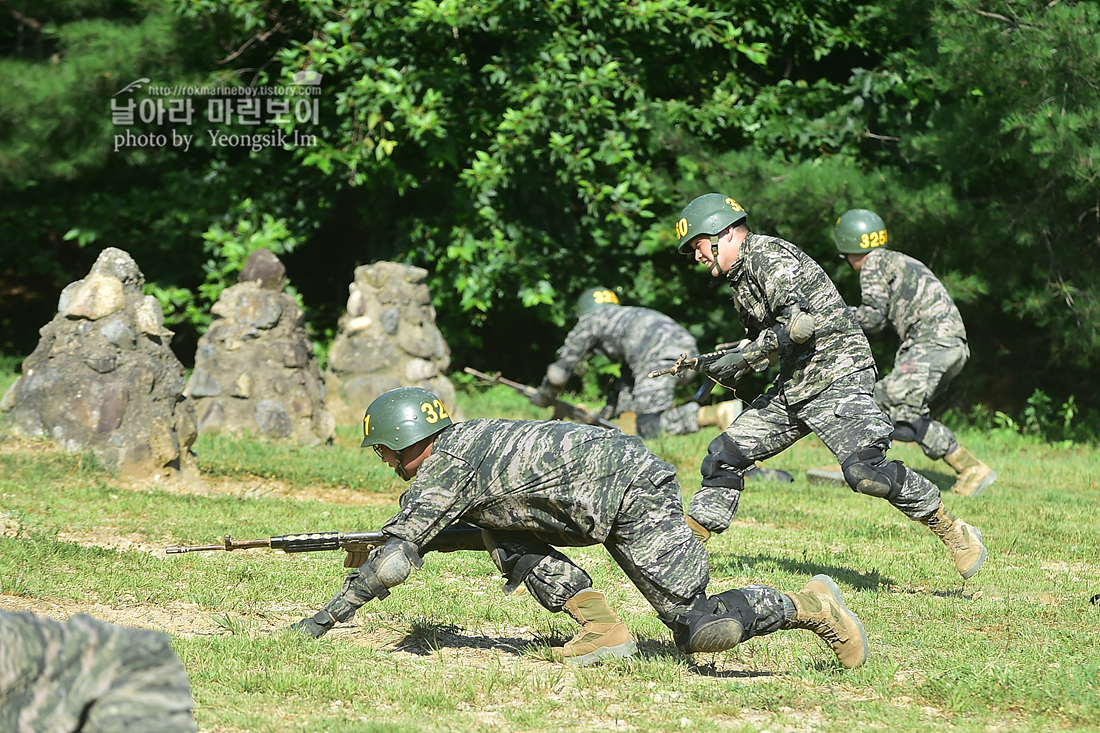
[[0, 609, 197, 732], [673, 193, 986, 581], [533, 287, 740, 437], [533, 288, 790, 481], [292, 387, 870, 671], [833, 209, 996, 497]]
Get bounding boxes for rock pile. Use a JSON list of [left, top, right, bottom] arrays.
[[184, 249, 334, 445], [1, 248, 198, 481], [323, 261, 458, 423]]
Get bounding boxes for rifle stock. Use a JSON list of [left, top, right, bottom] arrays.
[[463, 367, 619, 430]]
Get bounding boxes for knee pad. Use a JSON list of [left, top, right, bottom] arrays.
[[636, 412, 663, 439], [670, 589, 752, 653], [841, 446, 907, 501], [891, 417, 931, 444], [700, 433, 754, 488], [359, 537, 424, 600]]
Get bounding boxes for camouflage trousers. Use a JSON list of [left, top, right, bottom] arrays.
[[690, 368, 942, 532], [502, 474, 790, 639], [613, 371, 701, 436], [0, 610, 196, 733], [876, 338, 968, 460]]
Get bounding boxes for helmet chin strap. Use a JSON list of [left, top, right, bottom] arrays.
[[708, 237, 723, 275]]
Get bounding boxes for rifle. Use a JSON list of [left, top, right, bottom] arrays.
[[165, 526, 486, 557], [647, 346, 745, 379], [463, 366, 620, 430]]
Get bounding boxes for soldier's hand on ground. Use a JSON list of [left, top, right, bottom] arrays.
[[706, 351, 748, 381], [530, 385, 556, 408], [289, 612, 335, 639]]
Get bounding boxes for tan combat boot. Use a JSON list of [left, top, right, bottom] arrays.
[[921, 503, 987, 579], [685, 515, 711, 544], [698, 400, 743, 428], [551, 590, 637, 666], [944, 446, 997, 497], [784, 575, 869, 669]]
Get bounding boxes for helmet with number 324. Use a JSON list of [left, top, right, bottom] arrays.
[[361, 387, 453, 451], [833, 209, 888, 254]]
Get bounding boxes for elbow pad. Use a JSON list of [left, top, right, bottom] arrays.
[[359, 537, 424, 600], [546, 363, 571, 388]]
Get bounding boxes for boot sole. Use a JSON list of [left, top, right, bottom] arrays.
[[953, 470, 998, 498], [960, 526, 987, 580], [809, 574, 869, 668], [687, 618, 745, 653], [563, 639, 638, 667], [806, 468, 846, 486]]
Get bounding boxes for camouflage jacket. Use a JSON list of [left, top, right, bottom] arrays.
[[855, 248, 966, 348], [725, 232, 875, 403], [381, 419, 676, 548], [551, 305, 697, 379]]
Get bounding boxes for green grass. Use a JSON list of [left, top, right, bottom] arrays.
[[2, 385, 1099, 732]]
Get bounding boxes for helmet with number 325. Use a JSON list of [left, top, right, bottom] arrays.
[[833, 209, 889, 254], [575, 286, 621, 318], [361, 387, 453, 451]]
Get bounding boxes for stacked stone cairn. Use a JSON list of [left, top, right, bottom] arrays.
[[1, 248, 198, 481], [323, 261, 459, 424], [184, 249, 335, 445]]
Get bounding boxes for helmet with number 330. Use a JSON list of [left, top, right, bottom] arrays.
[[361, 387, 453, 451], [833, 209, 888, 255], [675, 193, 748, 254]]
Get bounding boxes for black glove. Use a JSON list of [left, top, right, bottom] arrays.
[[289, 610, 335, 639], [705, 351, 748, 381], [529, 380, 557, 408]]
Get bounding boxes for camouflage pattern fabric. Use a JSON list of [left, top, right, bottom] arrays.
[[659, 402, 702, 436], [381, 418, 791, 631], [0, 610, 197, 733], [725, 233, 875, 404], [874, 339, 968, 459], [854, 248, 966, 346], [690, 369, 943, 532], [855, 248, 969, 460], [550, 305, 698, 418]]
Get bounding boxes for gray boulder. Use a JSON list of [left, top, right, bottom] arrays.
[[1, 248, 198, 481], [323, 261, 459, 424], [184, 249, 335, 445]]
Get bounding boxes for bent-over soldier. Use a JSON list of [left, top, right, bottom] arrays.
[[291, 387, 869, 670], [834, 208, 996, 497], [0, 609, 197, 732], [673, 193, 987, 580]]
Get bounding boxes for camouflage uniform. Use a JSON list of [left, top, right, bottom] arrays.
[[854, 248, 968, 460], [550, 305, 702, 436], [379, 419, 790, 638], [690, 233, 943, 532], [0, 610, 197, 733]]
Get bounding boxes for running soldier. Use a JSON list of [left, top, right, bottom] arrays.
[[673, 193, 987, 580], [291, 386, 870, 670], [0, 609, 197, 732], [533, 287, 740, 438], [834, 209, 996, 497]]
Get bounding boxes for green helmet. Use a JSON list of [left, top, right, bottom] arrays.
[[576, 286, 620, 318], [833, 209, 889, 254], [361, 386, 453, 451], [675, 193, 748, 254]]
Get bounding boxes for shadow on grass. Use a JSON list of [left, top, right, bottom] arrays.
[[710, 553, 896, 591]]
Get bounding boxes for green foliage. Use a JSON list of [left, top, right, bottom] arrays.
[[2, 0, 1100, 427]]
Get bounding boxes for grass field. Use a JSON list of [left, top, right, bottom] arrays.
[[2, 377, 1099, 732]]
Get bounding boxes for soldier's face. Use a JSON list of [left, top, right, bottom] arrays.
[[688, 228, 739, 276]]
